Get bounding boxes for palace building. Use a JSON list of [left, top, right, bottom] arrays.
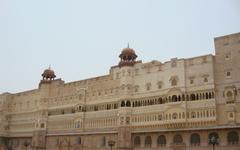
[[0, 32, 240, 150]]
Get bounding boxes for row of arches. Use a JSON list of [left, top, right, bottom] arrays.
[[134, 134, 183, 147], [49, 91, 215, 116], [131, 109, 216, 123], [132, 91, 215, 107], [85, 103, 118, 111], [133, 131, 239, 147], [74, 103, 119, 113]]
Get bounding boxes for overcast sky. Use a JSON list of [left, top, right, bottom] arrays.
[[0, 0, 240, 93]]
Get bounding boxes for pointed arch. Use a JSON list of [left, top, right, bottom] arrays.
[[157, 135, 166, 146], [145, 136, 152, 147], [190, 133, 200, 145], [227, 131, 239, 145], [134, 136, 141, 147]]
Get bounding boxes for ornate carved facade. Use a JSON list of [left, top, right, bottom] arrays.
[[0, 33, 240, 150]]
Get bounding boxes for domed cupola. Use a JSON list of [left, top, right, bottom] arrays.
[[41, 67, 56, 83], [118, 44, 138, 67]]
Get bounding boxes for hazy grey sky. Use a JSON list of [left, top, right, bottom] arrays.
[[0, 0, 240, 93]]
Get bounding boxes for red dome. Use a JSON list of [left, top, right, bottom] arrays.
[[42, 68, 56, 79], [119, 47, 137, 59], [118, 45, 138, 67]]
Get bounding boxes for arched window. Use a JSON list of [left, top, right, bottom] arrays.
[[173, 134, 183, 144], [172, 113, 178, 119], [134, 136, 141, 147], [157, 135, 166, 146], [200, 93, 202, 99], [145, 136, 152, 147], [209, 92, 212, 99], [154, 99, 157, 105], [196, 94, 199, 100], [172, 95, 178, 102], [191, 112, 196, 118], [227, 131, 239, 145], [40, 123, 45, 128], [165, 97, 168, 103], [226, 91, 233, 100], [206, 93, 209, 99], [114, 104, 118, 109], [121, 101, 125, 107], [107, 104, 111, 110], [202, 93, 205, 99], [182, 95, 185, 101], [78, 106, 82, 112], [178, 95, 181, 101], [126, 101, 131, 107], [143, 101, 147, 106], [147, 100, 150, 105], [132, 102, 136, 107], [190, 94, 196, 101], [190, 133, 200, 145], [158, 98, 163, 104], [208, 132, 219, 145], [158, 114, 163, 120]]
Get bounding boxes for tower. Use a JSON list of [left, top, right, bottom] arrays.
[[33, 67, 57, 150], [214, 33, 240, 125], [117, 46, 138, 150]]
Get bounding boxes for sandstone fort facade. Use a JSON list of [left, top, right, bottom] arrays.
[[0, 33, 240, 150]]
